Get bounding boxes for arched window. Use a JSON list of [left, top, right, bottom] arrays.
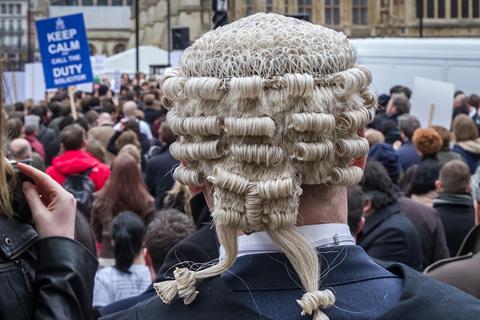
[[89, 43, 97, 56], [113, 43, 126, 54]]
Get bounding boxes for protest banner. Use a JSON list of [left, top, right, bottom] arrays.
[[36, 13, 93, 118], [36, 13, 93, 89], [410, 77, 455, 129]]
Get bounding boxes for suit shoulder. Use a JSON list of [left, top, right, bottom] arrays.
[[424, 253, 474, 274]]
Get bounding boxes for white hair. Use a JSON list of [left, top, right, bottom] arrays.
[[154, 13, 376, 320]]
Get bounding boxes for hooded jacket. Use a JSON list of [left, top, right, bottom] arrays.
[[46, 150, 110, 191]]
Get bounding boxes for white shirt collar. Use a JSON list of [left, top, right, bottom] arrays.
[[219, 223, 355, 260]]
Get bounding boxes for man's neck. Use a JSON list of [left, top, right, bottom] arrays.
[[298, 185, 348, 225]]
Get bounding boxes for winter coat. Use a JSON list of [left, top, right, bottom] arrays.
[[46, 150, 110, 191], [453, 139, 480, 174]]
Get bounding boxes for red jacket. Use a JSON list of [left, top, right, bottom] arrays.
[[46, 150, 110, 191]]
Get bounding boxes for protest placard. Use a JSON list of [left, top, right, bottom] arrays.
[[35, 13, 93, 90], [410, 77, 455, 129]]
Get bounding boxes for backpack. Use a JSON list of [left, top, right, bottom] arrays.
[[62, 169, 95, 219]]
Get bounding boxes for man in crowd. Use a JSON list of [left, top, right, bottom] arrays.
[[110, 13, 480, 320], [372, 94, 410, 130], [433, 160, 476, 256], [358, 161, 423, 269], [145, 123, 178, 209], [114, 101, 153, 140], [367, 143, 449, 268], [397, 114, 422, 171], [46, 124, 110, 191]]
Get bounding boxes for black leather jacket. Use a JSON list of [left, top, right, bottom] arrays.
[[0, 214, 98, 320]]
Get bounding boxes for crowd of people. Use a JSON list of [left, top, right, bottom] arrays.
[[1, 12, 480, 320]]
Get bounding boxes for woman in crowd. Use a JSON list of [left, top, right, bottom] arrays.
[[92, 211, 151, 308], [91, 153, 154, 265], [412, 128, 443, 163], [452, 114, 480, 174]]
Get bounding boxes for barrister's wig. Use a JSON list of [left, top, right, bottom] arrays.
[[154, 13, 376, 320]]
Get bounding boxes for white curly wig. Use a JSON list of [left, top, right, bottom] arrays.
[[154, 13, 376, 320]]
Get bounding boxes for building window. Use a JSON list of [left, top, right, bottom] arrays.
[[9, 4, 14, 14], [0, 20, 4, 30], [325, 0, 340, 25], [474, 0, 480, 17], [97, 0, 108, 5], [266, 0, 273, 12], [297, 0, 312, 20], [89, 43, 97, 55], [352, 0, 368, 24], [127, 0, 133, 5], [16, 4, 21, 15], [83, 0, 94, 5], [17, 19, 22, 31], [246, 0, 253, 15], [438, 0, 446, 17], [113, 43, 126, 54], [462, 0, 469, 17], [451, 0, 458, 17], [112, 0, 123, 5], [9, 20, 14, 31], [1, 4, 6, 15]]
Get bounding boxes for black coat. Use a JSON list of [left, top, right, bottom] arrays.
[[101, 245, 480, 320], [398, 196, 450, 269], [358, 202, 423, 269], [144, 145, 179, 209], [433, 192, 476, 256], [0, 214, 98, 320], [37, 124, 59, 167]]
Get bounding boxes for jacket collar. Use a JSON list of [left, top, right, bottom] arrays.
[[222, 245, 397, 291], [433, 192, 473, 207], [362, 203, 400, 235], [0, 215, 37, 260]]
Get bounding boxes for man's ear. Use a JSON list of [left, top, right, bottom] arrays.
[[355, 216, 365, 237], [435, 180, 442, 192], [363, 199, 373, 216], [467, 184, 473, 193], [144, 248, 152, 268]]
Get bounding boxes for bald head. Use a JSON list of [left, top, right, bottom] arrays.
[[123, 101, 138, 119], [97, 112, 113, 126], [10, 138, 32, 160]]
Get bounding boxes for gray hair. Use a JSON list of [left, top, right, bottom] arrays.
[[398, 114, 420, 140]]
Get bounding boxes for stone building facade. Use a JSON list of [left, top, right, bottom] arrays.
[[228, 0, 480, 38], [132, 0, 212, 49], [1, 0, 29, 71]]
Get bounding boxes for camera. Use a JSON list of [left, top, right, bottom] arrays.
[[8, 159, 33, 224]]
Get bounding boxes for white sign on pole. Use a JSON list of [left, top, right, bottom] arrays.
[[410, 77, 455, 129], [91, 55, 106, 76], [24, 63, 47, 102]]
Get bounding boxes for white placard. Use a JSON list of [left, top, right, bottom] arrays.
[[3, 72, 25, 104], [24, 63, 47, 102], [91, 55, 106, 76], [410, 77, 455, 129]]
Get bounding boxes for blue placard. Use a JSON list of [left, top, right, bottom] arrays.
[[35, 13, 93, 89]]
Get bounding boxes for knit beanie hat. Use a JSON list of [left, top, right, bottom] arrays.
[[368, 143, 401, 183]]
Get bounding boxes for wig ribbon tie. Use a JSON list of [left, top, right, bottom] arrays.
[[297, 289, 335, 316], [153, 267, 199, 305]]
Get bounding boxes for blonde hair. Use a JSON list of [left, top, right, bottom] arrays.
[[154, 13, 376, 320], [0, 63, 13, 216], [118, 144, 142, 164]]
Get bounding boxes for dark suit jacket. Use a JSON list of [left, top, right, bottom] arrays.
[[357, 202, 423, 269], [101, 245, 480, 320], [398, 196, 449, 269], [144, 145, 179, 209]]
